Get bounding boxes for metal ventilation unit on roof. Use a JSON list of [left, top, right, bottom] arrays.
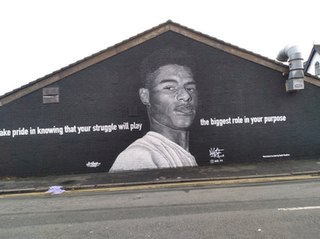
[[277, 45, 304, 92]]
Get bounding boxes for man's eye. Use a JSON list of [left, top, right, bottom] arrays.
[[164, 86, 176, 91], [186, 87, 196, 92]]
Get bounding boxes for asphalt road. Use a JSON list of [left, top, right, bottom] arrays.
[[1, 179, 320, 239]]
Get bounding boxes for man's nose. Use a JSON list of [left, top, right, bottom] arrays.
[[176, 88, 191, 102]]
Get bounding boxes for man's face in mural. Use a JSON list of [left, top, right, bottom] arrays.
[[140, 64, 198, 130]]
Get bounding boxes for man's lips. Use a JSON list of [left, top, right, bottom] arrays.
[[174, 105, 195, 115]]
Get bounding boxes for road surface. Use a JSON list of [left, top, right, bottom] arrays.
[[1, 179, 320, 238]]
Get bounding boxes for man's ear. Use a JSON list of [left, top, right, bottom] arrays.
[[139, 88, 150, 106]]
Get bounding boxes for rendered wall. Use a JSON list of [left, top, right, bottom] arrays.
[[0, 31, 319, 176]]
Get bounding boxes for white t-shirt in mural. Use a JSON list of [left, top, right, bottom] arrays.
[[109, 131, 197, 172]]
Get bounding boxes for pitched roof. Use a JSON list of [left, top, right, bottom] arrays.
[[304, 44, 320, 72], [1, 20, 319, 106]]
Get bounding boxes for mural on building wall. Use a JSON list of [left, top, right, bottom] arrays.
[[0, 25, 319, 177], [110, 48, 199, 172]]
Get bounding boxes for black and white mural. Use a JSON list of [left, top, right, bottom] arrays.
[[110, 48, 198, 172], [0, 29, 319, 176]]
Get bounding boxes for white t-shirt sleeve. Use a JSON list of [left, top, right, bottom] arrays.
[[109, 145, 158, 172]]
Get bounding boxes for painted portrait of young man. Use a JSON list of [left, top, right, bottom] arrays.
[[109, 48, 198, 172]]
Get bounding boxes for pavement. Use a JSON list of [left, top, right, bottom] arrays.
[[1, 159, 320, 195]]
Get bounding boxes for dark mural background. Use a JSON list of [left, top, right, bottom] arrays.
[[0, 31, 319, 176]]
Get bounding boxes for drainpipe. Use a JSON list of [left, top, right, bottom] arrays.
[[277, 45, 304, 92]]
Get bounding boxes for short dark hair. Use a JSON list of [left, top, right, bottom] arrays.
[[140, 47, 195, 87]]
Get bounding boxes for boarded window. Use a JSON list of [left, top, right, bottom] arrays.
[[42, 87, 59, 104]]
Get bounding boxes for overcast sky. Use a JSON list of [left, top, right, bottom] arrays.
[[1, 0, 319, 96]]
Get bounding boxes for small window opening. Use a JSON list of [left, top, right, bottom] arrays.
[[42, 87, 59, 104], [315, 62, 320, 76]]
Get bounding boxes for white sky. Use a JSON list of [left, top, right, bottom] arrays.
[[0, 0, 319, 96]]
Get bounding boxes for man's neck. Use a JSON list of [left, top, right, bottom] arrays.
[[150, 121, 189, 151]]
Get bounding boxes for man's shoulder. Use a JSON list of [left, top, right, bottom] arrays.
[[109, 135, 158, 172], [120, 140, 155, 157]]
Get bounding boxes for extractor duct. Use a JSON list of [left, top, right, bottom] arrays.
[[277, 45, 304, 92]]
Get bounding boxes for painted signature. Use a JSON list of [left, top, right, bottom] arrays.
[[209, 147, 225, 159]]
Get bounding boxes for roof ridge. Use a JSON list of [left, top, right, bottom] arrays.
[[2, 20, 313, 106]]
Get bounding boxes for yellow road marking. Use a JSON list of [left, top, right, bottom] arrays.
[[1, 174, 319, 198]]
